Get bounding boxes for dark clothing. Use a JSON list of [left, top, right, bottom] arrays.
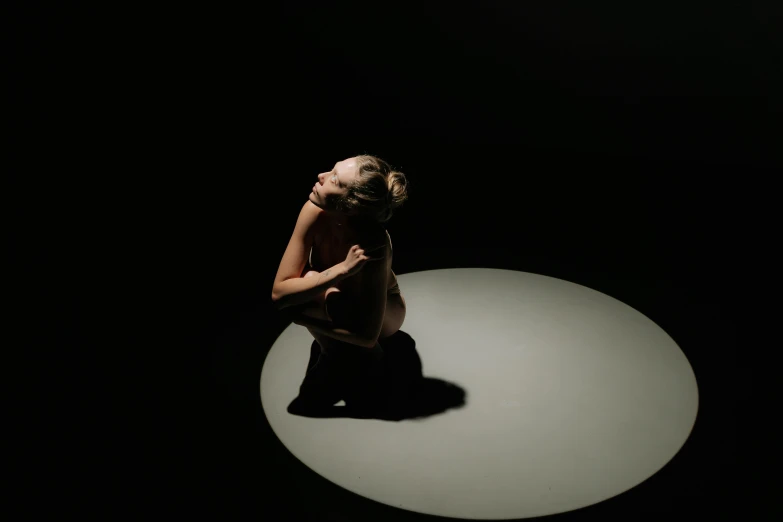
[[295, 342, 390, 413]]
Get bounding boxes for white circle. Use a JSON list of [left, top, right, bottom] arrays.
[[261, 269, 699, 519]]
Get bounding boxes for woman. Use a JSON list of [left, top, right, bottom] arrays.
[[271, 154, 409, 412]]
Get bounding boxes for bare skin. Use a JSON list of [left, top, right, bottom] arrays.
[[301, 270, 405, 331], [301, 157, 406, 354], [301, 267, 406, 355]]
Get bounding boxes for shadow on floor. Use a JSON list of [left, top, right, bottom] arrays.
[[287, 330, 466, 421]]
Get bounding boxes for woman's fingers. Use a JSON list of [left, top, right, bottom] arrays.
[[353, 244, 384, 252], [351, 244, 385, 263]]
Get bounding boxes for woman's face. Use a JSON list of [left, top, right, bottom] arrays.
[[309, 157, 358, 211]]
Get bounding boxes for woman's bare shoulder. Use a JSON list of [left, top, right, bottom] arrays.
[[289, 200, 325, 245], [304, 200, 324, 216], [362, 223, 390, 254], [301, 200, 326, 229]]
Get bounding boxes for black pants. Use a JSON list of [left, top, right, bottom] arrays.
[[295, 342, 390, 413]]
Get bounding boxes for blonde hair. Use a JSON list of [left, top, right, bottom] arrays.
[[331, 154, 409, 223]]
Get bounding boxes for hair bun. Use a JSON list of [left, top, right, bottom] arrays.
[[350, 154, 410, 223], [387, 170, 409, 209]]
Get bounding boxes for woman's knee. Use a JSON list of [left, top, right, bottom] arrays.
[[380, 295, 406, 339], [303, 270, 352, 323], [303, 271, 330, 306], [325, 290, 358, 328]]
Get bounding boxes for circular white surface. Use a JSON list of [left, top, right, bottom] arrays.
[[261, 269, 699, 520]]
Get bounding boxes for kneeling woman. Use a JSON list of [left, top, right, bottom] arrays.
[[271, 154, 409, 410]]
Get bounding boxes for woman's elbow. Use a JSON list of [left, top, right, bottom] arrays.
[[271, 289, 286, 309]]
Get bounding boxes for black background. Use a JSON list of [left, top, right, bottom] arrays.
[[12, 2, 774, 520]]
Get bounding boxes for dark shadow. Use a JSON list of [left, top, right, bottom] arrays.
[[287, 330, 466, 421]]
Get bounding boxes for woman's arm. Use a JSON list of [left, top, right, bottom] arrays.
[[288, 308, 373, 348], [351, 234, 390, 346], [272, 264, 348, 310], [271, 201, 327, 309]]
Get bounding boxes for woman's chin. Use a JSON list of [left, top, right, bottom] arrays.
[[309, 196, 324, 209]]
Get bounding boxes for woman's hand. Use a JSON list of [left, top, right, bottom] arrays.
[[341, 244, 384, 278]]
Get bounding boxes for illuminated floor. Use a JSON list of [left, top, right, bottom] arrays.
[[260, 268, 699, 520]]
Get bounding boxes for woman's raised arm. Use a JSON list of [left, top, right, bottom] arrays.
[[271, 201, 345, 309]]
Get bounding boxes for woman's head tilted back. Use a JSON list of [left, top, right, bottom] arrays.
[[310, 154, 409, 224]]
